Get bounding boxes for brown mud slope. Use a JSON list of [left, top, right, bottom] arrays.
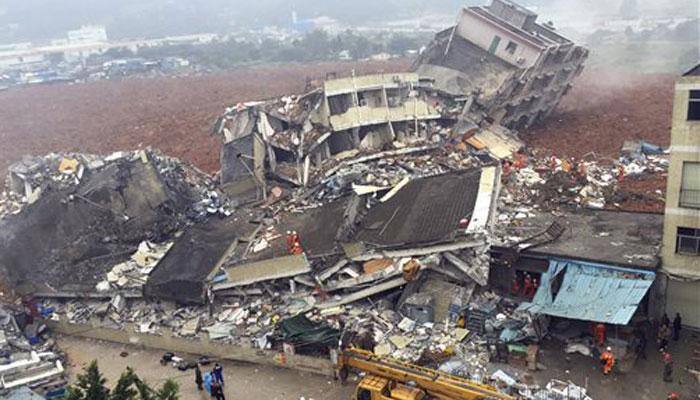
[[0, 59, 410, 178], [524, 69, 674, 158], [524, 69, 674, 213]]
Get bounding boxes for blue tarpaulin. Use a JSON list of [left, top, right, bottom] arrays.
[[518, 259, 655, 325]]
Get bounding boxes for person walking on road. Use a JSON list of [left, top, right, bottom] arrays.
[[213, 363, 224, 386], [658, 324, 671, 350], [595, 323, 606, 347], [672, 313, 682, 341], [662, 351, 674, 382], [662, 313, 671, 328], [600, 347, 615, 375], [211, 380, 225, 400], [194, 365, 203, 391]]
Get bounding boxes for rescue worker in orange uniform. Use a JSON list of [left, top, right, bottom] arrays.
[[595, 323, 607, 347], [522, 274, 533, 298], [511, 277, 521, 296], [600, 347, 615, 375], [287, 230, 304, 255], [663, 351, 674, 382], [527, 278, 538, 298]]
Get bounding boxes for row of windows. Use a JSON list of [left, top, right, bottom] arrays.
[[675, 92, 700, 258]]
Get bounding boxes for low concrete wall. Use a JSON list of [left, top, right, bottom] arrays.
[[46, 320, 334, 377]]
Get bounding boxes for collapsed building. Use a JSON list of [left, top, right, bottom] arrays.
[[413, 0, 588, 130], [214, 72, 468, 200], [5, 1, 691, 398], [0, 150, 232, 296]]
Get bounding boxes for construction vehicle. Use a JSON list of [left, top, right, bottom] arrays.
[[337, 348, 515, 400]]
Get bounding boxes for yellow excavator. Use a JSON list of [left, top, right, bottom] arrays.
[[336, 348, 515, 400]]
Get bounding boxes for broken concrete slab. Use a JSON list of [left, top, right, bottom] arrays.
[[215, 254, 311, 291]]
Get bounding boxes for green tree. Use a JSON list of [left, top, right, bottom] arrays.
[[66, 361, 110, 400], [67, 361, 179, 400], [155, 380, 179, 400], [110, 368, 138, 400]]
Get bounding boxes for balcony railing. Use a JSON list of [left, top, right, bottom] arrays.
[[680, 189, 700, 209]]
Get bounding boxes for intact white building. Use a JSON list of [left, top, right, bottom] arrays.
[[67, 25, 108, 45]]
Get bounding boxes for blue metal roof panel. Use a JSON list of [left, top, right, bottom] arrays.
[[4, 387, 46, 400], [519, 259, 655, 325]]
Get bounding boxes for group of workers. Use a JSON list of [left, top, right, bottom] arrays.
[[194, 363, 226, 400], [510, 273, 538, 299], [597, 312, 683, 389], [658, 313, 682, 384]]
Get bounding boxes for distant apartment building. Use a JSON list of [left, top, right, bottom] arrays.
[[413, 0, 588, 130], [67, 25, 108, 45], [663, 63, 700, 328]]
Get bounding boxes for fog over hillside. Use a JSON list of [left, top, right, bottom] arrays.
[[0, 0, 694, 43]]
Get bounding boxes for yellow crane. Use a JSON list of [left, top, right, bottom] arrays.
[[336, 348, 515, 400]]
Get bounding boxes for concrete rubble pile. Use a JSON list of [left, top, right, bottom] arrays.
[[0, 305, 66, 398], [0, 149, 235, 297], [495, 147, 668, 240]]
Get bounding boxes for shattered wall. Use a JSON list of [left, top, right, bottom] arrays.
[[0, 152, 204, 294]]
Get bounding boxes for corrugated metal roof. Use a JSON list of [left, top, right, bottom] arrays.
[[519, 259, 655, 325], [4, 387, 45, 400]]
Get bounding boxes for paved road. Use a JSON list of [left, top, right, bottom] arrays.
[[57, 335, 356, 400]]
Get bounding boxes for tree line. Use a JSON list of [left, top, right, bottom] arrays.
[[66, 361, 179, 400]]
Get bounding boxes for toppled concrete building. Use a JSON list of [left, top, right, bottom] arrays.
[[214, 72, 472, 199], [413, 0, 588, 130]]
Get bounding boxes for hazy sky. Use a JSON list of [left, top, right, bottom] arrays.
[[0, 0, 695, 43]]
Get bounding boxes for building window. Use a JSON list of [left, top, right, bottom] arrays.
[[488, 35, 502, 54], [677, 227, 700, 255], [689, 90, 700, 120], [680, 162, 700, 208], [505, 41, 518, 54]]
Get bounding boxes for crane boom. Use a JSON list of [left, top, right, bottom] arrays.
[[338, 348, 514, 400]]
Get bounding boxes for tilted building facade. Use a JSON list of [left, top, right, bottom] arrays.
[[413, 0, 588, 130]]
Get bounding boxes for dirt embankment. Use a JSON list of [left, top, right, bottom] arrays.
[[523, 68, 674, 158], [523, 68, 674, 213]]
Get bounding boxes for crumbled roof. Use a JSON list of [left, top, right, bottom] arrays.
[[145, 215, 256, 304], [354, 169, 482, 247], [498, 209, 662, 269]]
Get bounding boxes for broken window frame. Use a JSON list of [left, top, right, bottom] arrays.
[[676, 227, 700, 256], [505, 40, 518, 55], [680, 162, 700, 209], [688, 90, 700, 121]]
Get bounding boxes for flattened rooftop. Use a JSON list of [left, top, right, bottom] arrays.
[[499, 209, 663, 269]]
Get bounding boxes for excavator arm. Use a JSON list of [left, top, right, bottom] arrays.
[[338, 348, 514, 400]]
